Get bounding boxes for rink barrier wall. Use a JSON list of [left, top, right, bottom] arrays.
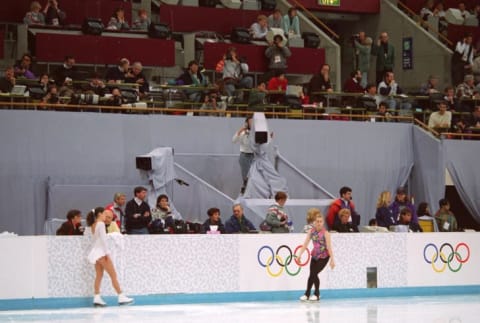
[[0, 233, 479, 310]]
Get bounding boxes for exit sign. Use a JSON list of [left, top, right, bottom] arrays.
[[319, 0, 341, 6]]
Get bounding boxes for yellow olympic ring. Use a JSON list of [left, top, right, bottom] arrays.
[[431, 252, 447, 273], [266, 255, 285, 278]]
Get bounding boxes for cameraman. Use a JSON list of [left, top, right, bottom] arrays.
[[265, 34, 291, 81], [106, 87, 125, 107], [352, 31, 372, 89]]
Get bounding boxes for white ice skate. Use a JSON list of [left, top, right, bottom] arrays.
[[93, 294, 107, 307], [118, 293, 134, 305], [299, 295, 309, 302], [309, 295, 320, 302]]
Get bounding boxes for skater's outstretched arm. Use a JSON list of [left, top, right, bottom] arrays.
[[295, 230, 312, 259]]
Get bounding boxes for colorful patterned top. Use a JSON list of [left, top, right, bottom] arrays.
[[311, 228, 329, 260]]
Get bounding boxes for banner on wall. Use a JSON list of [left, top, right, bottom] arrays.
[[318, 0, 341, 6], [402, 37, 413, 70]]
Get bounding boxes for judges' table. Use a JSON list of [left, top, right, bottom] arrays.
[[29, 28, 175, 67]]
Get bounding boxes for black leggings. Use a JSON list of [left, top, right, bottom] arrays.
[[305, 256, 330, 297]]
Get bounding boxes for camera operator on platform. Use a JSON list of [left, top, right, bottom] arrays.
[[352, 31, 372, 89]]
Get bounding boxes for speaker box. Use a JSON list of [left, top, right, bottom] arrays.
[[445, 8, 464, 25], [260, 0, 276, 11], [231, 27, 251, 44], [136, 156, 152, 171], [302, 32, 320, 48], [82, 18, 104, 35], [148, 23, 171, 39]]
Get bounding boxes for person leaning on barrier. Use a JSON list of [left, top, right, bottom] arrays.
[[23, 1, 45, 26], [250, 14, 268, 40], [14, 54, 36, 80], [265, 192, 290, 233], [378, 71, 411, 111], [107, 7, 130, 31], [0, 66, 15, 93], [428, 100, 452, 131], [132, 9, 150, 31], [201, 207, 226, 234], [343, 70, 364, 93], [56, 209, 84, 235], [376, 102, 394, 122], [175, 60, 208, 102], [332, 208, 359, 233], [53, 55, 77, 86], [125, 61, 150, 95], [225, 204, 256, 233], [308, 64, 333, 104]]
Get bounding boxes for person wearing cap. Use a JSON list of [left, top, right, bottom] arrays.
[[201, 207, 226, 234], [389, 187, 418, 225], [434, 198, 458, 232], [428, 100, 452, 130]]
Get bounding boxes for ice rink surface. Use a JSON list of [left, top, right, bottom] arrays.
[[0, 294, 478, 323]]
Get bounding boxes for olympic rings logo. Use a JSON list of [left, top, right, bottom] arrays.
[[257, 245, 311, 277], [423, 242, 470, 273]]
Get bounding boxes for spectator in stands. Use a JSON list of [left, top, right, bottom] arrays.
[[232, 115, 253, 193], [435, 198, 458, 232], [397, 208, 422, 232], [39, 73, 52, 92], [225, 203, 256, 233], [86, 73, 107, 97], [428, 100, 452, 130], [267, 71, 287, 103], [456, 74, 476, 110], [451, 33, 474, 86], [308, 64, 333, 103], [250, 15, 268, 40], [106, 58, 130, 84], [378, 71, 410, 111], [132, 9, 150, 31], [326, 186, 360, 229], [372, 32, 395, 85], [14, 54, 36, 80], [361, 83, 380, 108], [43, 0, 66, 26], [0, 66, 16, 93], [419, 75, 440, 95], [176, 60, 208, 102], [332, 208, 359, 233], [53, 55, 77, 86], [468, 105, 480, 128], [125, 61, 149, 95], [353, 32, 372, 88], [56, 209, 84, 235], [199, 91, 226, 116], [104, 209, 120, 234], [201, 207, 226, 234], [41, 85, 60, 105], [125, 186, 151, 234], [304, 208, 320, 233], [23, 1, 45, 26], [417, 202, 432, 217], [458, 2, 471, 21], [433, 2, 448, 35], [268, 9, 283, 29], [343, 70, 364, 93], [369, 219, 377, 226], [473, 5, 480, 25], [265, 34, 291, 78], [444, 86, 458, 111], [150, 194, 175, 233], [107, 7, 130, 31], [471, 54, 480, 83], [420, 0, 435, 21], [376, 101, 393, 122], [105, 192, 126, 230], [221, 47, 253, 99], [282, 7, 300, 37], [248, 81, 268, 111], [105, 87, 126, 106], [375, 191, 396, 228], [265, 192, 290, 233], [389, 187, 418, 224]]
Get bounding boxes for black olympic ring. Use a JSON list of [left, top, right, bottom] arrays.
[[275, 245, 292, 267]]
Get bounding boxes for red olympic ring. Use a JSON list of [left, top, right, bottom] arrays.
[[455, 242, 470, 263], [294, 245, 311, 267]]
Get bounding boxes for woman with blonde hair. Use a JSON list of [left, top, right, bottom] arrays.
[[23, 1, 45, 25], [304, 208, 320, 233], [86, 207, 133, 307], [375, 191, 395, 228]]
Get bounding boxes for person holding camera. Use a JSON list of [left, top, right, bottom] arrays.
[[265, 34, 291, 80], [352, 32, 372, 88], [105, 87, 126, 107], [371, 32, 395, 85], [221, 47, 253, 100], [43, 0, 66, 26], [41, 85, 60, 105]]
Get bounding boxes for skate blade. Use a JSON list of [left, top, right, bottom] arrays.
[[94, 303, 107, 308], [119, 300, 134, 306]]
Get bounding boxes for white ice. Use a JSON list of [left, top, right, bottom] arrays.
[[0, 294, 478, 323]]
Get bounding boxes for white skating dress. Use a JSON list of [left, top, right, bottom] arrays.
[[87, 222, 110, 264]]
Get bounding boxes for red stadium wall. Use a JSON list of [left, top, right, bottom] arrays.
[[291, 0, 380, 14]]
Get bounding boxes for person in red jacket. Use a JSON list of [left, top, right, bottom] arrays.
[[267, 71, 288, 103], [343, 70, 364, 93], [326, 186, 361, 229]]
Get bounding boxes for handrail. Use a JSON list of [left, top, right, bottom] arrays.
[[397, 0, 453, 47], [289, 0, 340, 40], [414, 118, 440, 137]]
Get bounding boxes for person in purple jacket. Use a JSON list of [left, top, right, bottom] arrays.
[[375, 191, 396, 228], [389, 187, 418, 224]]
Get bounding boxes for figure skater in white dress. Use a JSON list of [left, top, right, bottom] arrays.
[[86, 207, 133, 306]]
